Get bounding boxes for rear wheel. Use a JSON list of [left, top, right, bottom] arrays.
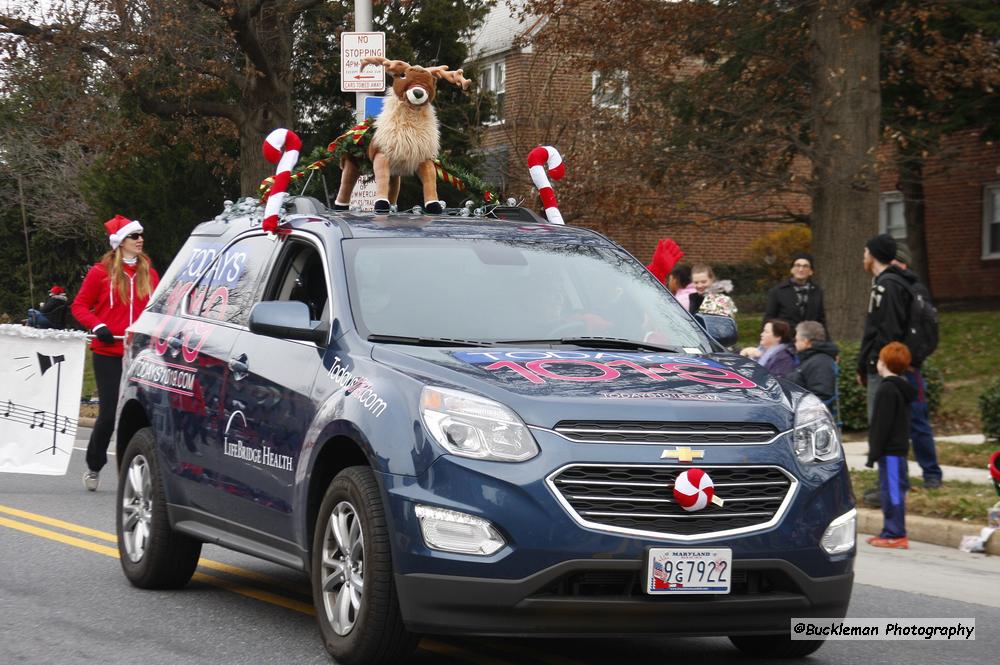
[[116, 427, 202, 589], [312, 466, 418, 665], [729, 634, 826, 658]]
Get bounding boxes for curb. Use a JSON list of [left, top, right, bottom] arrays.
[[857, 507, 999, 555]]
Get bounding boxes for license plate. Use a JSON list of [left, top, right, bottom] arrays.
[[646, 547, 732, 595]]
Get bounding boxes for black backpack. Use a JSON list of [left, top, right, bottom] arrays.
[[883, 273, 939, 366]]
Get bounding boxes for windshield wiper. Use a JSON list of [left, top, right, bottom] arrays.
[[493, 337, 686, 353], [367, 334, 491, 348]]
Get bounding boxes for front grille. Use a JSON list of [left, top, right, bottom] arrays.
[[549, 464, 794, 538], [553, 421, 779, 445]]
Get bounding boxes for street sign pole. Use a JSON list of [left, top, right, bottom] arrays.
[[355, 0, 373, 124]]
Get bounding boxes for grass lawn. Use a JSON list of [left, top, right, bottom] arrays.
[[734, 308, 1000, 433], [933, 440, 1000, 469], [850, 469, 998, 525]]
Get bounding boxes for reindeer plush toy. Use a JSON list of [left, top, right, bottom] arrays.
[[334, 57, 471, 214]]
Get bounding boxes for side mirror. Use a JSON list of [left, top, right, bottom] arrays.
[[695, 313, 738, 348], [249, 301, 328, 345]]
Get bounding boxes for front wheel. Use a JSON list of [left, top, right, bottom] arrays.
[[312, 466, 418, 665], [116, 427, 202, 589], [729, 634, 826, 658]]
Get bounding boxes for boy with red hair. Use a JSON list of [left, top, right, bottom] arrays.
[[865, 341, 917, 548]]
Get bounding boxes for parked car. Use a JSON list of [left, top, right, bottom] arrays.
[[113, 197, 855, 664]]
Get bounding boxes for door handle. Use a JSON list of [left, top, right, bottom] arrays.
[[229, 353, 249, 381]]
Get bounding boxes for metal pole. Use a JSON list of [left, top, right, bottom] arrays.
[[16, 174, 35, 307], [355, 0, 373, 124]]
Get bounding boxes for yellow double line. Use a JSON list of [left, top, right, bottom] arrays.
[[0, 503, 582, 665]]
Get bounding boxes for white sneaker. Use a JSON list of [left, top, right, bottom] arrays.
[[83, 470, 99, 492]]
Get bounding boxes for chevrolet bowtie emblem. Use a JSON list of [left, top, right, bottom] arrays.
[[660, 447, 705, 463]]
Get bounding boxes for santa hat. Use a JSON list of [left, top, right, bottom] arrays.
[[49, 285, 65, 295], [104, 214, 143, 250]]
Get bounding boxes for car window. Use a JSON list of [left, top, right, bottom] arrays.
[[344, 238, 710, 349], [189, 235, 276, 326], [265, 239, 330, 324]]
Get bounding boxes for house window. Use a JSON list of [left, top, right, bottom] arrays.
[[480, 60, 505, 124], [879, 192, 907, 241], [592, 70, 629, 116], [985, 183, 1000, 260]]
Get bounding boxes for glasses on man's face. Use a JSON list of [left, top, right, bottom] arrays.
[[126, 232, 144, 240], [792, 262, 811, 269]]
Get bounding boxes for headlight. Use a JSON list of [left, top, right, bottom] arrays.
[[793, 393, 842, 463], [420, 386, 540, 462], [415, 504, 505, 555]]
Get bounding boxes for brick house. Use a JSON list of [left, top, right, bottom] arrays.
[[467, 4, 1000, 301]]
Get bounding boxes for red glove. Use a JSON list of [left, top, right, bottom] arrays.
[[645, 238, 685, 284]]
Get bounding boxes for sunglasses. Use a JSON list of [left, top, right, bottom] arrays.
[[125, 232, 144, 240]]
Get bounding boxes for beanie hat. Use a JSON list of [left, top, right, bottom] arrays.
[[894, 242, 912, 266], [865, 233, 896, 265], [49, 285, 65, 295], [104, 214, 143, 250]]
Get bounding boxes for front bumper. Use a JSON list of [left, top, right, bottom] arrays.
[[381, 432, 855, 636], [396, 558, 853, 636]]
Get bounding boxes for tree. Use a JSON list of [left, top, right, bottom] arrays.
[[880, 1, 1000, 287], [519, 0, 881, 340], [1, 1, 491, 196]]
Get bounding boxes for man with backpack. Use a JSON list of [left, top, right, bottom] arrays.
[[891, 243, 943, 488], [858, 234, 943, 493]]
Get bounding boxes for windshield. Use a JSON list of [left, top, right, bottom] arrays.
[[344, 237, 712, 350]]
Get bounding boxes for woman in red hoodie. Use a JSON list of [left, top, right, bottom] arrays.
[[71, 215, 159, 491]]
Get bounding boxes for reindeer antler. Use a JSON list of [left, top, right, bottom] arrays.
[[427, 65, 471, 91], [362, 56, 410, 77]]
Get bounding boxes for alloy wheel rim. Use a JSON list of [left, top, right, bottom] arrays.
[[321, 501, 365, 636], [121, 454, 153, 562]]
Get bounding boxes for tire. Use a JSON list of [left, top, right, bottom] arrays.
[[312, 466, 418, 665], [116, 426, 202, 589], [729, 634, 826, 659]]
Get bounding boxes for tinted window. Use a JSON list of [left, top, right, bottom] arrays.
[[265, 239, 330, 324], [190, 235, 276, 326], [345, 238, 710, 350]]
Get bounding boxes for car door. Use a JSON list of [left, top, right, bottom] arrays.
[[218, 233, 330, 542], [159, 233, 278, 515]]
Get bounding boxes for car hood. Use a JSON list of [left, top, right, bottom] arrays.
[[371, 346, 796, 430]]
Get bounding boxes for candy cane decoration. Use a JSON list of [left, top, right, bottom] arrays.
[[527, 145, 565, 225], [261, 128, 302, 233]]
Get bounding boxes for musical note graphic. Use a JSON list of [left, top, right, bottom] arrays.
[[0, 401, 78, 436]]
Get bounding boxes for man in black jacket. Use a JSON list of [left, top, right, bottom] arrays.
[[762, 252, 826, 331], [27, 286, 69, 329], [857, 234, 912, 418], [787, 321, 839, 402]]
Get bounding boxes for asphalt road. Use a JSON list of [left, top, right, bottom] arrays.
[[1, 428, 997, 665]]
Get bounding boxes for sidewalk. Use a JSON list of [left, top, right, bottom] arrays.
[[842, 439, 993, 484]]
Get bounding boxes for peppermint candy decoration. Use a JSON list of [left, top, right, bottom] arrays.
[[527, 145, 565, 225], [261, 128, 302, 233], [673, 468, 719, 512]]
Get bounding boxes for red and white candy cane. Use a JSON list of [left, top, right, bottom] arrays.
[[261, 128, 302, 233], [527, 145, 565, 225]]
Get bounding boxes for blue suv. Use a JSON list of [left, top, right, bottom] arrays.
[[113, 197, 855, 664]]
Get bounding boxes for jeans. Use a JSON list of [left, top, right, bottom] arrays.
[[27, 309, 52, 329], [866, 372, 882, 422], [906, 368, 942, 484]]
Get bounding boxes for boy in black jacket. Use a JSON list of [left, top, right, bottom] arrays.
[[866, 341, 918, 549]]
